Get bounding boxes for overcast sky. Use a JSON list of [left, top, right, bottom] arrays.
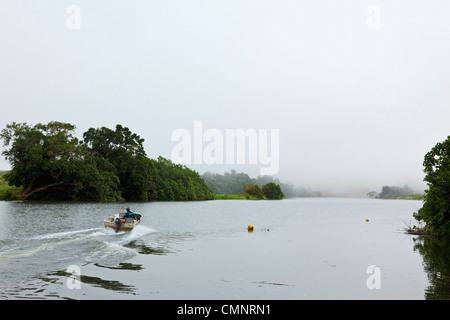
[[1, 0, 450, 193]]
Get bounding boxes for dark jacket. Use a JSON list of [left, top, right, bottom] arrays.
[[123, 210, 134, 218]]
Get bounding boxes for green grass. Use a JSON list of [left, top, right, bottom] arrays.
[[214, 194, 264, 200], [0, 170, 10, 177], [381, 193, 425, 200], [0, 173, 22, 200]]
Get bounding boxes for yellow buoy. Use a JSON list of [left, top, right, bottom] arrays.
[[248, 224, 254, 232]]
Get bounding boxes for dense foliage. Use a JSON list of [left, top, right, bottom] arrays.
[[202, 170, 288, 196], [378, 185, 413, 199], [262, 182, 285, 200], [0, 122, 214, 201], [244, 184, 264, 199], [202, 170, 254, 195], [83, 125, 152, 201], [149, 156, 215, 201], [202, 170, 322, 198], [202, 170, 285, 200], [0, 173, 21, 200], [414, 136, 450, 236]]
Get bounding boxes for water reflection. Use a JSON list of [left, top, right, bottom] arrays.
[[94, 262, 144, 271], [413, 236, 450, 300], [44, 270, 136, 294], [124, 240, 171, 255]]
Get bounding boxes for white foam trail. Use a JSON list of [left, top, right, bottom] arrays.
[[0, 230, 106, 261], [32, 228, 102, 240], [115, 225, 156, 245], [0, 244, 49, 260], [102, 228, 126, 236], [84, 241, 138, 262], [103, 241, 137, 253], [0, 225, 156, 262]]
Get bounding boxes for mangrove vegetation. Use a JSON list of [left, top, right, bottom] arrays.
[[413, 135, 450, 237], [0, 122, 215, 201]]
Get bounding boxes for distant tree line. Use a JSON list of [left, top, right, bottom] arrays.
[[378, 185, 414, 199], [243, 183, 285, 200], [0, 122, 214, 201], [202, 170, 319, 199], [202, 170, 252, 195]]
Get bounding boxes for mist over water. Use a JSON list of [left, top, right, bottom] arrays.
[[1, 1, 449, 196]]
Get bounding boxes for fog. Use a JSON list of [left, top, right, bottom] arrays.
[[1, 1, 450, 195]]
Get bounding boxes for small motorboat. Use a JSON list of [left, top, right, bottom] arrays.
[[104, 212, 142, 232]]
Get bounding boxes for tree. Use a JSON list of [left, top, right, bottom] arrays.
[[379, 185, 413, 199], [262, 182, 285, 200], [1, 122, 216, 202], [83, 125, 150, 201], [414, 136, 450, 236], [0, 122, 121, 201], [83, 125, 146, 159], [202, 170, 293, 196], [244, 184, 264, 199], [367, 191, 378, 199], [148, 157, 215, 201]]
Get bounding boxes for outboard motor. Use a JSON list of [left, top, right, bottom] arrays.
[[115, 217, 122, 233]]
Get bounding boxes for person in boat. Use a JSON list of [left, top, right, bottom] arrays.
[[123, 207, 135, 219], [116, 208, 134, 232]]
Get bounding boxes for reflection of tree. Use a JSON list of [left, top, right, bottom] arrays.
[[413, 237, 450, 300]]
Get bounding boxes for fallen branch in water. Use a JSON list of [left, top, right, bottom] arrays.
[[403, 220, 428, 236]]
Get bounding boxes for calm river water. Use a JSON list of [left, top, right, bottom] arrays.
[[0, 198, 448, 300]]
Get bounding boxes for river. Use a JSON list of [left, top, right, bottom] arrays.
[[0, 198, 448, 300]]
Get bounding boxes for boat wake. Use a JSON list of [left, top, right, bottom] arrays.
[[114, 225, 157, 245], [32, 228, 103, 240], [0, 225, 157, 265], [84, 225, 157, 264], [0, 228, 105, 262]]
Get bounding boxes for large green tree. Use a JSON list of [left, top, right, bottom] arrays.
[[262, 182, 285, 200], [0, 122, 121, 201], [244, 184, 264, 199], [83, 125, 151, 201], [149, 156, 215, 201], [414, 136, 450, 236], [1, 122, 215, 202]]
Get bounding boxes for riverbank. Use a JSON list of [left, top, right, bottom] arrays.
[[0, 171, 424, 203], [380, 194, 425, 200], [214, 194, 263, 200], [0, 175, 21, 200]]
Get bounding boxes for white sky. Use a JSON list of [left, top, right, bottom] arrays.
[[1, 0, 450, 193]]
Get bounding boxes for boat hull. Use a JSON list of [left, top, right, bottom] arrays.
[[104, 213, 142, 231]]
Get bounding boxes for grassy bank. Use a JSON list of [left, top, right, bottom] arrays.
[[214, 194, 263, 200], [0, 173, 22, 200], [381, 194, 425, 200]]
